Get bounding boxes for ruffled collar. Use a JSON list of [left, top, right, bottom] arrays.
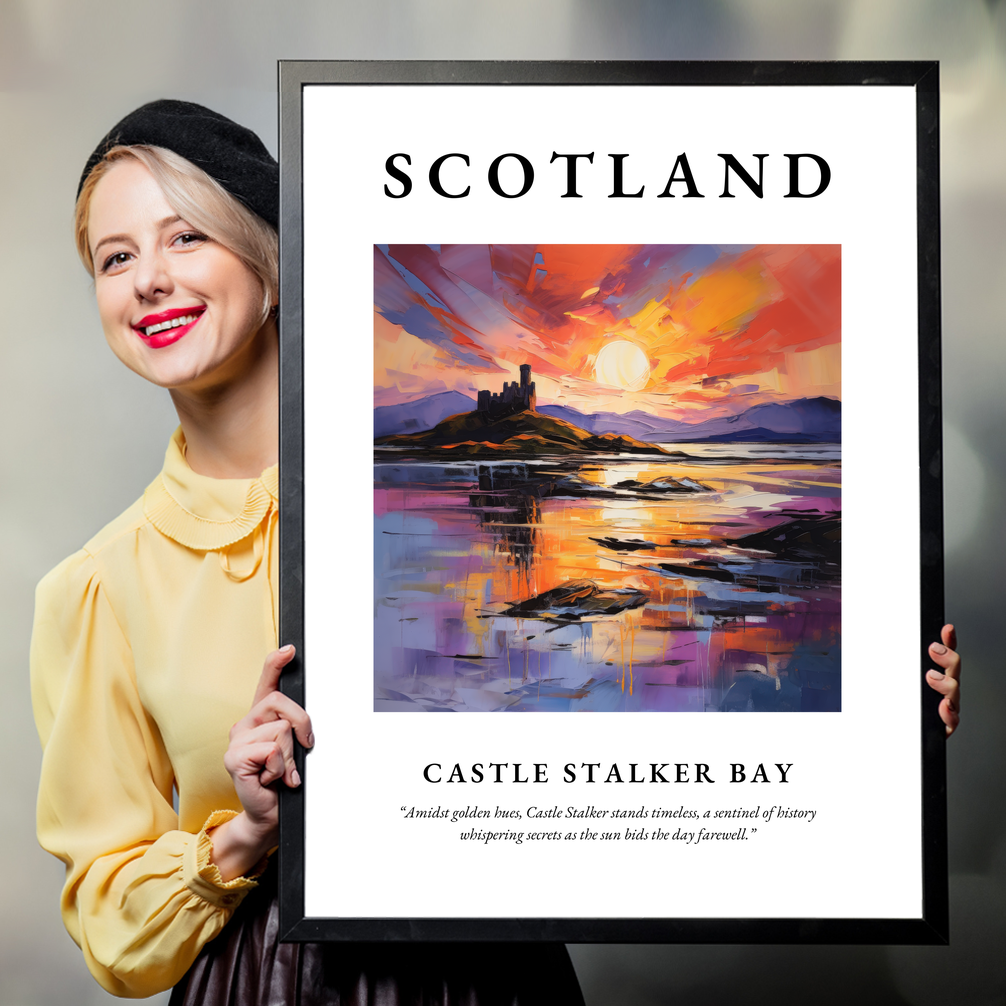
[[143, 428, 278, 551]]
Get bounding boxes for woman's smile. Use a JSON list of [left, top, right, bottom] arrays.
[[133, 305, 207, 347]]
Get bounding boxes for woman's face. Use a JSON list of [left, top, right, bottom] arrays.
[[87, 158, 270, 393]]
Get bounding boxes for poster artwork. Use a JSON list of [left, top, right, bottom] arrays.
[[373, 243, 841, 713]]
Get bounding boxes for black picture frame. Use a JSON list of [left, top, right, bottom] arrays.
[[277, 60, 945, 944]]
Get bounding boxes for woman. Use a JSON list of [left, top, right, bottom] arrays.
[[31, 100, 586, 1003]]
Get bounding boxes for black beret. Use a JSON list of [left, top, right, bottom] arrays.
[[78, 99, 278, 228]]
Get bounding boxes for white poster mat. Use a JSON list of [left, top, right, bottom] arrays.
[[300, 84, 919, 920]]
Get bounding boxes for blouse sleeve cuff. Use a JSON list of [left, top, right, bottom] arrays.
[[182, 810, 269, 909]]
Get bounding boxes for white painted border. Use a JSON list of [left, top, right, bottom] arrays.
[[301, 84, 920, 920]]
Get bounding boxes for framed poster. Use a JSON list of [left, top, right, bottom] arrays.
[[277, 61, 946, 943]]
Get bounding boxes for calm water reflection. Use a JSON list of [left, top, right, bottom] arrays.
[[374, 445, 840, 712]]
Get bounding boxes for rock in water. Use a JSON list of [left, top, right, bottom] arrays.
[[503, 579, 648, 620], [590, 537, 658, 552]]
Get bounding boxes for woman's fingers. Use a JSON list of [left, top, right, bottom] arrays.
[[941, 623, 958, 653], [941, 698, 960, 736], [218, 647, 309, 845], [241, 644, 314, 749], [224, 737, 287, 787], [232, 689, 314, 750], [928, 639, 961, 684], [927, 624, 961, 737], [924, 678, 960, 736], [252, 644, 297, 707], [259, 742, 289, 787], [926, 667, 959, 705], [928, 647, 961, 681], [253, 691, 313, 748], [230, 719, 301, 788], [224, 645, 311, 811]]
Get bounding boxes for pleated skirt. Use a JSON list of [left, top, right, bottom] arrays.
[[169, 869, 585, 1006]]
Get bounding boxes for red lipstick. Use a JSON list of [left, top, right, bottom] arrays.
[[132, 306, 205, 349]]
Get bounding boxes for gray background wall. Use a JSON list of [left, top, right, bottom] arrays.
[[1, 2, 1003, 1003]]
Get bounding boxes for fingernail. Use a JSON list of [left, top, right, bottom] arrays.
[[280, 644, 295, 654], [307, 732, 315, 748], [931, 643, 947, 655], [927, 669, 944, 679], [292, 768, 301, 787]]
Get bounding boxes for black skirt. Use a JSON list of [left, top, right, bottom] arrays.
[[169, 868, 585, 1006]]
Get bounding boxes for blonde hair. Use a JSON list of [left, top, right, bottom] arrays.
[[75, 145, 278, 323]]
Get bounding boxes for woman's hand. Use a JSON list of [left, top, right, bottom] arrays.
[[209, 645, 314, 881], [926, 624, 961, 737]]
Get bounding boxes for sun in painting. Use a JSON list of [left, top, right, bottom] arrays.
[[594, 339, 651, 391]]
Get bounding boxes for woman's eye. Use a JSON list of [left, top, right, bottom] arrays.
[[173, 231, 208, 248], [101, 251, 132, 273]]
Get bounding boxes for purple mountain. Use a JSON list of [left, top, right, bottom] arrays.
[[374, 391, 477, 439], [375, 392, 840, 444], [538, 397, 840, 443]]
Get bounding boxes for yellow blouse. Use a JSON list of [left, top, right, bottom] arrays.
[[31, 428, 279, 998]]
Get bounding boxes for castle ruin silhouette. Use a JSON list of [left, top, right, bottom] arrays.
[[476, 364, 536, 420]]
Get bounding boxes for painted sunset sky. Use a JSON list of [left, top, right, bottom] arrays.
[[374, 243, 840, 425]]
